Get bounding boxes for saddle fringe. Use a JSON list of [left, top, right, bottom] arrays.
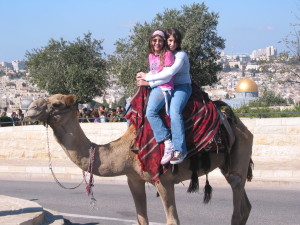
[[187, 170, 199, 193], [187, 152, 214, 204], [188, 156, 200, 193], [203, 174, 213, 204]]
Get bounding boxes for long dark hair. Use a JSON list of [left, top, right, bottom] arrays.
[[165, 28, 182, 50], [148, 30, 168, 67]]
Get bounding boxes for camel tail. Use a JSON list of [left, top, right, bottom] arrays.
[[247, 158, 254, 182]]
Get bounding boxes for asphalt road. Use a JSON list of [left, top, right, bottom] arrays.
[[0, 179, 299, 225]]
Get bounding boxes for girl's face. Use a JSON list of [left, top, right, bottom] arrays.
[[151, 35, 164, 54], [167, 35, 177, 51]]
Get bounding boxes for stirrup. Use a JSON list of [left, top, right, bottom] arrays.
[[171, 164, 178, 174], [130, 148, 139, 154]]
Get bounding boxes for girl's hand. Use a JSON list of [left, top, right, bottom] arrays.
[[136, 79, 149, 87], [136, 72, 146, 79]]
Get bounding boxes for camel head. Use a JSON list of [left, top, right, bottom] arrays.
[[27, 94, 77, 124]]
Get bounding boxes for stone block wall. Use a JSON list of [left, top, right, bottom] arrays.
[[241, 117, 300, 161], [0, 123, 128, 159], [0, 118, 299, 161]]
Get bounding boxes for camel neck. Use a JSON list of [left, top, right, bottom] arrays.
[[50, 119, 137, 177], [51, 119, 92, 170]]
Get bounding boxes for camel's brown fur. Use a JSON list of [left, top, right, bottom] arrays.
[[27, 94, 253, 225]]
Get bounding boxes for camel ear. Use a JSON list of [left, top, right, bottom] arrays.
[[65, 94, 76, 107]]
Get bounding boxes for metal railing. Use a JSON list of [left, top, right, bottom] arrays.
[[1, 112, 300, 127], [235, 111, 300, 118], [0, 116, 127, 127]]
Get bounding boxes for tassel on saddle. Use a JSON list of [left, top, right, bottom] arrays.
[[203, 174, 213, 204], [187, 152, 213, 204], [187, 155, 199, 193]]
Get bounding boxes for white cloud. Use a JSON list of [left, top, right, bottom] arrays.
[[259, 26, 275, 31]]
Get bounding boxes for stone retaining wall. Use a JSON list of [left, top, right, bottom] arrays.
[[1, 118, 300, 161], [0, 123, 128, 159], [241, 117, 300, 161]]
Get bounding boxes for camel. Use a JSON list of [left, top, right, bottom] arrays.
[[27, 93, 253, 225]]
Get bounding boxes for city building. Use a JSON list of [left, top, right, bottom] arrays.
[[250, 46, 277, 60], [12, 60, 25, 72]]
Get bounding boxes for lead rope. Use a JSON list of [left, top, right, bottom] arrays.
[[46, 126, 97, 209], [83, 143, 97, 209], [46, 126, 84, 189]]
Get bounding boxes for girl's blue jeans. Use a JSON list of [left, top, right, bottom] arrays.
[[146, 84, 192, 154], [146, 87, 171, 143], [170, 84, 192, 154]]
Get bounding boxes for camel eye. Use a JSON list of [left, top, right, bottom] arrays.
[[52, 103, 62, 108]]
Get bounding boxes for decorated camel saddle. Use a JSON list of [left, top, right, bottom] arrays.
[[126, 83, 235, 183]]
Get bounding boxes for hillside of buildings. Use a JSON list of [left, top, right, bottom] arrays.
[[205, 46, 300, 105], [205, 70, 300, 104], [1, 45, 299, 114]]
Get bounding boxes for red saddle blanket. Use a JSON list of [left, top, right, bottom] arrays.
[[126, 84, 220, 182]]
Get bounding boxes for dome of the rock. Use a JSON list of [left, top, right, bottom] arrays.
[[236, 77, 258, 93]]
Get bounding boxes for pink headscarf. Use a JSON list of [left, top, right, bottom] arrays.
[[152, 30, 165, 40]]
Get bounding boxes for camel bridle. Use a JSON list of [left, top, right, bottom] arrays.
[[44, 99, 97, 208], [45, 100, 77, 125]]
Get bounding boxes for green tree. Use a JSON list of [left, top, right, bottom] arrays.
[[102, 99, 109, 108], [277, 19, 300, 84], [111, 96, 127, 109], [25, 32, 108, 103], [222, 65, 231, 72], [248, 90, 287, 107], [258, 20, 300, 85], [6, 82, 16, 87], [109, 3, 225, 96]]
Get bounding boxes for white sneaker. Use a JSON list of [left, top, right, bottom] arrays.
[[161, 141, 174, 165], [170, 151, 187, 164]]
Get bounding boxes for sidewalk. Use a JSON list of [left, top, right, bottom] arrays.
[[0, 195, 64, 225], [0, 157, 300, 225]]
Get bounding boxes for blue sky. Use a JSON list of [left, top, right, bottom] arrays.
[[0, 0, 298, 62]]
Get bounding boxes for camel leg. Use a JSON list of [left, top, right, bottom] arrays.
[[155, 178, 180, 225], [222, 122, 253, 225], [127, 178, 149, 225], [225, 174, 251, 225]]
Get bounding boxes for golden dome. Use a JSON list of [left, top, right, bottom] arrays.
[[236, 77, 258, 92]]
